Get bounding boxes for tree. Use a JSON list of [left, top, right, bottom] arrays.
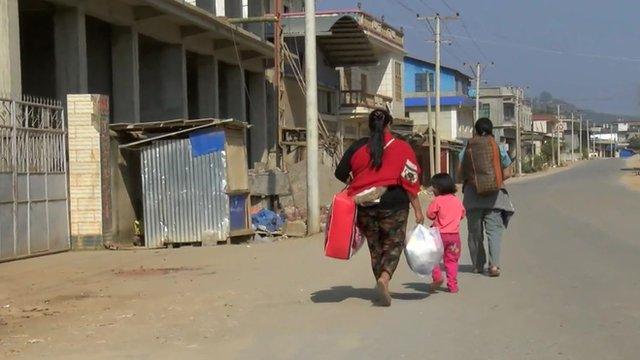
[[629, 136, 640, 150]]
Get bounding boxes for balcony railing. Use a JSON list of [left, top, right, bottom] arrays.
[[340, 91, 393, 110]]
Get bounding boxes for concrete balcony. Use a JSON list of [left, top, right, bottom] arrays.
[[340, 90, 392, 111]]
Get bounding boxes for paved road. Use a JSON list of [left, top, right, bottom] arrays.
[[1, 159, 638, 359]]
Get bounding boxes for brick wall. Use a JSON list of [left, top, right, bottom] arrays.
[[67, 94, 111, 249]]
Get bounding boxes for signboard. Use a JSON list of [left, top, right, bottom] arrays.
[[618, 123, 629, 132]]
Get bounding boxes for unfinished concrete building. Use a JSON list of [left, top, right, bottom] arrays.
[[0, 0, 283, 253], [2, 0, 275, 164]]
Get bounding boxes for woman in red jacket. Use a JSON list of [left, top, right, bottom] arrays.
[[335, 109, 424, 306]]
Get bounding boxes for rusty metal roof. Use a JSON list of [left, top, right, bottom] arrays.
[[110, 118, 249, 149]]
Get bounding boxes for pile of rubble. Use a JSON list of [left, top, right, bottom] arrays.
[[248, 159, 344, 240]]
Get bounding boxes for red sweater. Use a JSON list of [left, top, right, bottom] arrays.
[[344, 131, 421, 198]]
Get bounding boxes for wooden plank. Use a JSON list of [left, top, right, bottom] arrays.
[[224, 128, 249, 192]]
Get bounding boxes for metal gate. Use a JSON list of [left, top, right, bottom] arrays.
[[0, 96, 70, 262]]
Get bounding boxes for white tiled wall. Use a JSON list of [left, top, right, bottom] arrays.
[[408, 108, 458, 141], [340, 52, 405, 118]]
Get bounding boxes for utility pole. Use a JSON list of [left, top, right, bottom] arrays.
[[434, 15, 442, 173], [418, 13, 458, 174], [515, 87, 522, 176], [274, 0, 284, 168], [551, 119, 556, 167], [579, 114, 583, 159], [426, 74, 435, 177], [586, 119, 590, 159], [557, 105, 561, 166], [466, 62, 493, 120], [571, 112, 575, 162], [305, 0, 319, 234], [475, 63, 481, 120], [596, 129, 599, 157], [611, 123, 616, 158]]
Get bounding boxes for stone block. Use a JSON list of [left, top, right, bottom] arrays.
[[249, 170, 291, 196], [284, 220, 307, 237], [287, 159, 344, 210]]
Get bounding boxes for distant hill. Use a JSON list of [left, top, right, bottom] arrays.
[[531, 91, 638, 124]]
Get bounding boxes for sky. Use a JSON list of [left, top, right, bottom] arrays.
[[317, 0, 640, 117]]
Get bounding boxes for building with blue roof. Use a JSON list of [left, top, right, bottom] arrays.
[[403, 56, 475, 142]]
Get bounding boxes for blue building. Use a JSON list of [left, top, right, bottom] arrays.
[[402, 56, 474, 178], [403, 56, 475, 142]]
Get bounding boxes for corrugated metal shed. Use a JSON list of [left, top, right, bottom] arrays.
[[141, 138, 230, 247], [112, 119, 252, 248]]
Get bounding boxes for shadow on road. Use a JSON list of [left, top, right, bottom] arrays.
[[310, 286, 377, 303], [403, 282, 429, 293], [458, 264, 479, 274], [310, 286, 429, 303]]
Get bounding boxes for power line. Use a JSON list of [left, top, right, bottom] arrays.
[[392, 0, 419, 14], [460, 20, 491, 63], [442, 44, 466, 66], [449, 33, 640, 63], [416, 0, 437, 13], [438, 0, 456, 13], [442, 19, 473, 62]]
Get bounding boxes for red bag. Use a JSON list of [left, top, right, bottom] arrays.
[[324, 191, 365, 260]]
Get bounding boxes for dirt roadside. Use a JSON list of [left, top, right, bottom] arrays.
[[1, 235, 369, 359]]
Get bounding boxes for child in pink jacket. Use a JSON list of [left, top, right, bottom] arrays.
[[427, 173, 466, 293]]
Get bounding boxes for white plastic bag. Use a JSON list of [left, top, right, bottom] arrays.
[[404, 225, 444, 277]]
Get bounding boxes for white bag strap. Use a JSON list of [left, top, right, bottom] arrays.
[[384, 138, 395, 150]]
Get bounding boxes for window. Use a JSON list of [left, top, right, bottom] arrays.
[[394, 61, 402, 101], [415, 73, 427, 92], [415, 72, 434, 92], [480, 103, 491, 118], [503, 103, 515, 121]]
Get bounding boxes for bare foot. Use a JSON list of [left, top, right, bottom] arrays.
[[376, 272, 392, 306]]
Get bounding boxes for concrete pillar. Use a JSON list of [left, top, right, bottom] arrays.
[[222, 64, 246, 122], [247, 71, 268, 164], [158, 45, 189, 120], [197, 55, 219, 118], [0, 0, 21, 98], [195, 0, 215, 13], [54, 6, 88, 99], [265, 76, 277, 152], [246, 0, 265, 38], [111, 26, 140, 123], [224, 0, 242, 17]]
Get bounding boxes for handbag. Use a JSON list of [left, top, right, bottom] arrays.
[[324, 190, 365, 260]]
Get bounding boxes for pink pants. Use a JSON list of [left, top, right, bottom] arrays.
[[432, 233, 461, 292]]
